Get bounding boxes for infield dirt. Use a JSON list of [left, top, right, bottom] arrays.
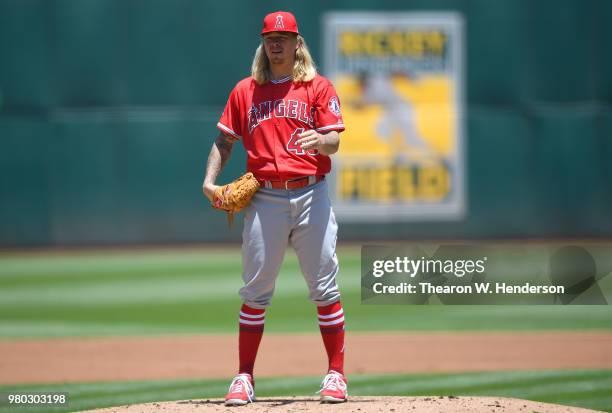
[[80, 396, 603, 413], [1, 331, 611, 384]]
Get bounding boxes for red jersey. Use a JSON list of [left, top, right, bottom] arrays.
[[217, 73, 345, 181]]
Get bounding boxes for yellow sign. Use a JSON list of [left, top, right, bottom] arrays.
[[324, 13, 464, 221]]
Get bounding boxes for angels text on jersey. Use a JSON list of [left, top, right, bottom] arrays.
[[248, 98, 316, 133]]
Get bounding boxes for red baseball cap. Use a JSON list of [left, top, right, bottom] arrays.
[[261, 11, 299, 35]]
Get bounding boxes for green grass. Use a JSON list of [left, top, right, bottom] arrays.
[[0, 370, 611, 413], [0, 247, 611, 338]]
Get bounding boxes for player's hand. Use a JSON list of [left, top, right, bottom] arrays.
[[295, 129, 326, 151], [203, 183, 220, 202]]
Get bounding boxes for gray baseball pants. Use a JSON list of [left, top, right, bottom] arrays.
[[239, 179, 340, 308]]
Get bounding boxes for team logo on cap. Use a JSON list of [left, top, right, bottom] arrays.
[[329, 96, 341, 117], [275, 14, 284, 29]]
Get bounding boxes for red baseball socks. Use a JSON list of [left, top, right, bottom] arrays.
[[237, 304, 265, 376], [317, 301, 345, 374], [236, 301, 345, 376]]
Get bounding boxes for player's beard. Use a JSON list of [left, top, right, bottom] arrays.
[[268, 52, 295, 75], [269, 50, 286, 65], [269, 55, 283, 65]]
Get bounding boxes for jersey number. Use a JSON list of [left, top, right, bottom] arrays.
[[287, 128, 318, 156]]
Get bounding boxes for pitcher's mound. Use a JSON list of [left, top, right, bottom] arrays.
[[80, 396, 602, 412]]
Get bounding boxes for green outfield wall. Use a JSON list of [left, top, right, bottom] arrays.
[[1, 0, 611, 246]]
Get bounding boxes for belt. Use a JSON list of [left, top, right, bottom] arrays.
[[259, 175, 325, 190]]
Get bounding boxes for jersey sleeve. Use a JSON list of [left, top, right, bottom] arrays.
[[313, 79, 345, 134], [217, 86, 242, 141]]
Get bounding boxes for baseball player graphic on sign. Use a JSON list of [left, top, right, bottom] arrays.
[[202, 11, 347, 405], [356, 71, 436, 162]]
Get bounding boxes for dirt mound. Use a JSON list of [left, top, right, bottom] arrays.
[[79, 396, 602, 413]]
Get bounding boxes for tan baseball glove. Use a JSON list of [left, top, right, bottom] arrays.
[[212, 172, 260, 225]]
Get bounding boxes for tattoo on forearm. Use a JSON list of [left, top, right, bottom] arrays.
[[215, 134, 234, 168], [204, 134, 234, 185]]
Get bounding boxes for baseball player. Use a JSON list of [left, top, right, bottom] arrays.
[[202, 11, 347, 406]]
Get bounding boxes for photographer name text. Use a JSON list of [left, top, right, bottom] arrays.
[[372, 282, 565, 295]]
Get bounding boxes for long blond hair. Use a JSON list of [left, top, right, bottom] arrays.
[[251, 35, 317, 84]]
